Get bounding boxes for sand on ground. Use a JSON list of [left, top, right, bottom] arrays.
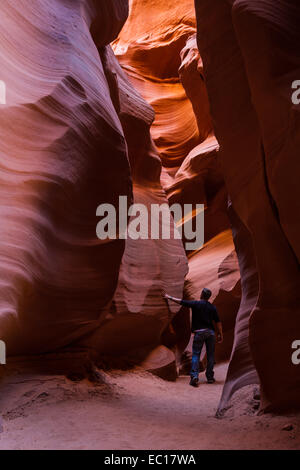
[[0, 363, 299, 450]]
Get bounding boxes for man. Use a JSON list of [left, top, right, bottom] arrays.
[[163, 288, 223, 387]]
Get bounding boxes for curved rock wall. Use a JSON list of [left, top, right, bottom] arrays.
[[113, 0, 202, 169], [114, 0, 241, 366], [2, 0, 297, 412], [195, 0, 300, 411], [84, 45, 188, 358], [0, 0, 131, 354], [0, 0, 187, 362]]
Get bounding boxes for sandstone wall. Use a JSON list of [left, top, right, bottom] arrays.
[[195, 0, 300, 411], [114, 0, 242, 366], [0, 0, 187, 364]]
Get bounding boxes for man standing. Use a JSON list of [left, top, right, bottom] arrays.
[[164, 288, 223, 387]]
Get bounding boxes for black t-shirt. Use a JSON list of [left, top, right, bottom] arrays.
[[180, 300, 220, 332]]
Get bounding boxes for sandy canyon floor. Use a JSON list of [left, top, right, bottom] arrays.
[[0, 363, 299, 450]]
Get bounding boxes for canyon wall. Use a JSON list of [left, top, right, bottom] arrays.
[[1, 0, 298, 412], [0, 0, 187, 367], [195, 0, 300, 411], [116, 0, 300, 411], [115, 0, 242, 365]]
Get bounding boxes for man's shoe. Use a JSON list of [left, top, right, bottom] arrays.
[[207, 378, 216, 384], [190, 378, 199, 388]]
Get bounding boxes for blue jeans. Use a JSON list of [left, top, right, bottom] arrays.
[[190, 329, 215, 381]]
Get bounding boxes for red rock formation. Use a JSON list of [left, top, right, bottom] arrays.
[[0, 0, 131, 355], [179, 34, 212, 143], [113, 0, 201, 169], [0, 0, 187, 366], [218, 204, 259, 412], [165, 137, 238, 362], [195, 0, 300, 411], [166, 136, 228, 246], [89, 45, 188, 360], [115, 1, 241, 367], [4, 0, 297, 414]]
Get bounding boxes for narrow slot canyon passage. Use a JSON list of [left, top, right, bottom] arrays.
[[0, 0, 300, 451]]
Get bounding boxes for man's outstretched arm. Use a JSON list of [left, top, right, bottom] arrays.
[[163, 293, 193, 307], [163, 293, 182, 305]]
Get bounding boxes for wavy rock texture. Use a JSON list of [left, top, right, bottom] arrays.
[[178, 35, 212, 145], [0, 0, 130, 355], [113, 0, 202, 169], [0, 0, 187, 364], [86, 45, 189, 361], [114, 0, 241, 365], [166, 137, 228, 248], [218, 205, 259, 411], [4, 0, 297, 413], [195, 0, 300, 411]]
